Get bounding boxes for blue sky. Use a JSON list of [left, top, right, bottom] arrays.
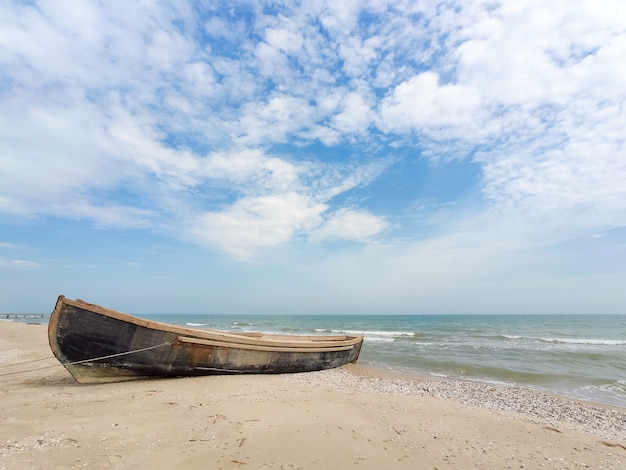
[[1, 0, 626, 314]]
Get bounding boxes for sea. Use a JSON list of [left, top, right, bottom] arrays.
[[139, 313, 626, 408], [13, 312, 626, 408]]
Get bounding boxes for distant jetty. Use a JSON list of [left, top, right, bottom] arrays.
[[0, 313, 46, 320]]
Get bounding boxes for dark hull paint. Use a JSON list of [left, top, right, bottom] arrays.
[[48, 296, 363, 384]]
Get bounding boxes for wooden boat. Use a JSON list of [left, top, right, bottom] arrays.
[[48, 296, 364, 384]]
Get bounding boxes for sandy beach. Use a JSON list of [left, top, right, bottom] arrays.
[[1, 322, 625, 469]]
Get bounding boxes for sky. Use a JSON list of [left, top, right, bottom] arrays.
[[1, 0, 626, 315]]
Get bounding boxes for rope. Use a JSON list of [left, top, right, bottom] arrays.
[[0, 341, 175, 378], [194, 366, 251, 374], [0, 356, 56, 368]]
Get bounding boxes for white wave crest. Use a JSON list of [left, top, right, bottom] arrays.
[[333, 329, 417, 338], [540, 337, 626, 345], [364, 336, 396, 343]]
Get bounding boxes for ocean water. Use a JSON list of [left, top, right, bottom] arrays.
[[140, 313, 626, 408]]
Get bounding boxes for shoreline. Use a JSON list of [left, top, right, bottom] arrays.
[[2, 321, 625, 468]]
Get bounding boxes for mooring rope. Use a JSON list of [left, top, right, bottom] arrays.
[[194, 366, 250, 374], [0, 356, 56, 368], [0, 341, 175, 378]]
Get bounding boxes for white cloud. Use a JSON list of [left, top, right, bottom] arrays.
[[55, 200, 155, 229], [378, 72, 482, 132], [189, 192, 327, 259], [316, 0, 360, 35], [0, 258, 40, 268], [313, 208, 387, 242], [236, 94, 317, 145], [204, 16, 242, 41], [200, 149, 300, 194], [183, 62, 217, 96], [185, 151, 388, 258], [448, 0, 626, 232], [265, 26, 304, 55], [454, 0, 626, 106], [332, 91, 374, 135], [338, 35, 382, 77]]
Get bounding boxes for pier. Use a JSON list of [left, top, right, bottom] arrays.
[[0, 313, 46, 320]]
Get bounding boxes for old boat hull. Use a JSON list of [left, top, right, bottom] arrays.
[[48, 296, 364, 384]]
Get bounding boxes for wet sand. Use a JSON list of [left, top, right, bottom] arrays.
[[1, 321, 624, 469]]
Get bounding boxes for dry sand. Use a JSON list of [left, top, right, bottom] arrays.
[[1, 321, 625, 469]]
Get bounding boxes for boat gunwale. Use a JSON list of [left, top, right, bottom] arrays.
[[176, 335, 356, 353], [55, 296, 364, 349]]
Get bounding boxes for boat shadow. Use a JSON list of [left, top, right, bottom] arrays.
[[19, 371, 78, 387]]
